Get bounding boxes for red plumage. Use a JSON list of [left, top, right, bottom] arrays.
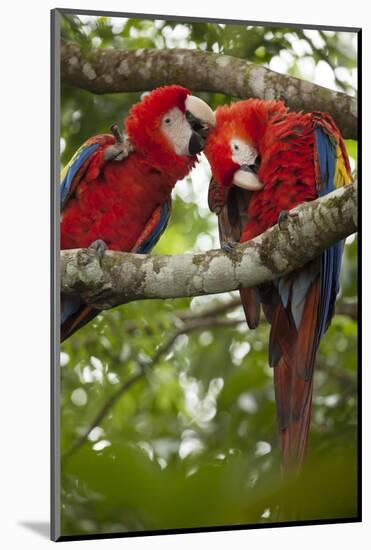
[[125, 85, 192, 178], [206, 98, 352, 475], [61, 86, 195, 252], [206, 100, 317, 239], [61, 85, 200, 341]]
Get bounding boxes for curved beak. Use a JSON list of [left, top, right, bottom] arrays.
[[185, 95, 216, 155], [232, 165, 264, 191]]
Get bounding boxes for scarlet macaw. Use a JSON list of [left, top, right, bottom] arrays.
[[61, 85, 215, 342], [205, 99, 352, 473]]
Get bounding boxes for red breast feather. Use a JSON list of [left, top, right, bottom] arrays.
[[61, 153, 174, 250]]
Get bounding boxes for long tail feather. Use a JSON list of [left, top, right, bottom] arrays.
[[271, 279, 320, 475], [239, 287, 261, 329], [277, 362, 314, 474], [61, 305, 99, 342]]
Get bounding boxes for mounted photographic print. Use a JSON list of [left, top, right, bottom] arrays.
[[51, 8, 360, 542]]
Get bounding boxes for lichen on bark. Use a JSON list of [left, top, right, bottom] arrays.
[[61, 40, 357, 139], [60, 182, 358, 310]]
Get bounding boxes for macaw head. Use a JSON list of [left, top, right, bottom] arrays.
[[125, 85, 215, 179], [205, 99, 287, 191]]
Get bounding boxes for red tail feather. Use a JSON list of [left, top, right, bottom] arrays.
[[271, 280, 320, 474], [239, 287, 260, 329]]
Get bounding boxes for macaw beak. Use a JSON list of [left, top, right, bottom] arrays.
[[185, 95, 216, 155], [232, 163, 264, 191]]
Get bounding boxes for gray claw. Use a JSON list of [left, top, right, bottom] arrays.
[[278, 211, 289, 230], [89, 239, 108, 261], [104, 136, 134, 162], [222, 241, 239, 255], [111, 123, 123, 143], [278, 210, 299, 230]]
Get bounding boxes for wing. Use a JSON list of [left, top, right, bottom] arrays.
[[313, 113, 353, 336], [61, 197, 172, 343], [60, 134, 116, 210], [132, 197, 172, 254], [271, 114, 352, 471], [60, 133, 139, 341], [208, 178, 247, 243], [208, 177, 260, 328], [272, 114, 353, 369]]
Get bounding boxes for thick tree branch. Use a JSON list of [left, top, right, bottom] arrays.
[[61, 182, 357, 309], [61, 40, 357, 139]]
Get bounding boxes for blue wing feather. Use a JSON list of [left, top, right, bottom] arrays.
[[290, 267, 318, 330], [60, 141, 102, 328], [61, 200, 171, 333], [315, 127, 342, 337], [136, 201, 171, 254], [60, 138, 171, 337], [280, 127, 345, 334], [60, 142, 100, 209], [61, 293, 83, 324]]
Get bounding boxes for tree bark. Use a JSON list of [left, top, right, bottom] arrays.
[[60, 182, 357, 310], [60, 40, 357, 139]]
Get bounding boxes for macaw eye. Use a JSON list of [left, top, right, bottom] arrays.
[[164, 117, 171, 125], [233, 144, 239, 151]]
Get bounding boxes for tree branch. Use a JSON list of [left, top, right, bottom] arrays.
[[180, 295, 357, 322], [61, 182, 357, 310], [335, 298, 358, 321], [62, 292, 357, 462], [61, 40, 357, 139], [178, 296, 242, 321]]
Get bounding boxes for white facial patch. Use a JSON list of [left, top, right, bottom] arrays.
[[160, 107, 193, 156], [230, 138, 258, 167]]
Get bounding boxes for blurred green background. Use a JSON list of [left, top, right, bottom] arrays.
[[60, 14, 358, 537]]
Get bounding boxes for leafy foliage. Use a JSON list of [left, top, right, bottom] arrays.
[[60, 14, 358, 537]]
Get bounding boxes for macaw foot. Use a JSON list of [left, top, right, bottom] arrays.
[[104, 124, 134, 162], [222, 240, 240, 256], [278, 210, 299, 230], [111, 123, 123, 143], [89, 239, 108, 261], [77, 240, 113, 308]]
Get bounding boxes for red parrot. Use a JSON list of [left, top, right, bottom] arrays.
[[61, 85, 215, 342], [205, 99, 352, 473]]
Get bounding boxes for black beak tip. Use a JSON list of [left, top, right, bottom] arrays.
[[186, 109, 211, 155], [240, 155, 261, 174], [188, 131, 205, 155]]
